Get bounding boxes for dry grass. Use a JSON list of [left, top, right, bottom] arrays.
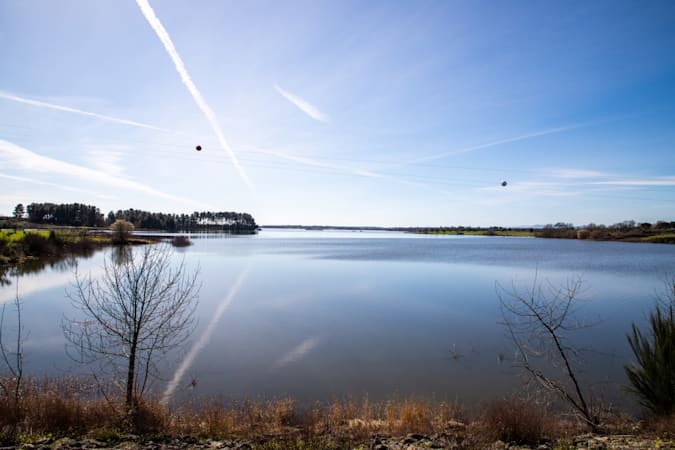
[[1, 375, 660, 447], [641, 413, 675, 437], [472, 397, 556, 444], [1, 379, 469, 444], [171, 397, 297, 438], [0, 377, 119, 441]]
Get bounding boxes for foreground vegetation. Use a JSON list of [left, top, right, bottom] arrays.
[[1, 380, 674, 448], [3, 206, 674, 447], [1, 275, 673, 448], [0, 229, 160, 266], [0, 230, 106, 266]]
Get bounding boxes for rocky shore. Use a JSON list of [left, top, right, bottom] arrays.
[[2, 433, 672, 450]]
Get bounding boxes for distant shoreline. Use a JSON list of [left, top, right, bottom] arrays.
[[262, 224, 675, 244]]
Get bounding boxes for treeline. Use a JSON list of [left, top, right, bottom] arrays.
[[405, 226, 533, 235], [536, 220, 675, 242], [108, 209, 257, 233], [406, 220, 675, 243], [26, 202, 105, 227], [14, 202, 258, 233]]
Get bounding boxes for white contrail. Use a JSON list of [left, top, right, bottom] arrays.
[[275, 84, 329, 123], [0, 91, 170, 132], [244, 145, 456, 194], [246, 146, 384, 179], [135, 0, 252, 189], [162, 264, 251, 404], [0, 140, 213, 209], [404, 123, 585, 165]]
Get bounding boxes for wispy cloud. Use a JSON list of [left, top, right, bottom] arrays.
[[273, 336, 320, 369], [84, 145, 128, 177], [245, 145, 455, 195], [162, 265, 250, 404], [0, 140, 212, 208], [404, 123, 585, 165], [135, 0, 252, 189], [483, 180, 582, 196], [550, 169, 607, 179], [275, 84, 330, 123], [0, 91, 170, 132], [0, 172, 115, 199], [591, 177, 675, 187]]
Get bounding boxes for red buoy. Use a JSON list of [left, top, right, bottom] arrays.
[[196, 145, 202, 151]]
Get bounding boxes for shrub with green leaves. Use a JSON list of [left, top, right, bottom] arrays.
[[625, 300, 675, 416]]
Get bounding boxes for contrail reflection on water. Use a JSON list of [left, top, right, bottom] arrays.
[[162, 264, 251, 404]]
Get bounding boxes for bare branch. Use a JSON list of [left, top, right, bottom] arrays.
[[63, 243, 200, 414], [497, 276, 600, 431]]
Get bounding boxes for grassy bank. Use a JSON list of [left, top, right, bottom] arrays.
[[1, 377, 673, 448], [0, 229, 158, 266], [0, 230, 102, 265], [411, 226, 675, 243]]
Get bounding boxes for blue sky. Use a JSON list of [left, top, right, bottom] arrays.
[[1, 0, 674, 227]]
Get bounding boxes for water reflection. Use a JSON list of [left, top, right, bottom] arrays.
[[0, 254, 101, 304], [0, 247, 96, 290], [162, 263, 251, 404], [110, 245, 132, 266], [2, 231, 674, 408], [273, 336, 320, 370]]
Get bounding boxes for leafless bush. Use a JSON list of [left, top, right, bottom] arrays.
[[477, 397, 553, 444], [171, 235, 192, 247], [498, 275, 600, 431], [64, 244, 200, 417]]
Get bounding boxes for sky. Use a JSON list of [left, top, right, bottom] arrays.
[[1, 0, 674, 227]]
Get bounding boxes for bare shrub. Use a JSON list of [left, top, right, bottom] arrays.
[[64, 244, 200, 416], [128, 398, 169, 433], [171, 235, 192, 247], [477, 397, 553, 444], [498, 275, 600, 431], [110, 219, 134, 245], [0, 285, 24, 439]]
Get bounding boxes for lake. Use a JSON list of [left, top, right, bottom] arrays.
[[2, 229, 674, 409]]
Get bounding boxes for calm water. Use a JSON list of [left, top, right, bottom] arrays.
[[2, 229, 674, 408]]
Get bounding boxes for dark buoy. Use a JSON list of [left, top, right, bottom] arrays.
[[195, 145, 202, 151], [501, 181, 508, 187]]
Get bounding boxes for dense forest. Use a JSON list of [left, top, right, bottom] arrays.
[[108, 208, 257, 233], [25, 202, 106, 227], [15, 202, 258, 233]]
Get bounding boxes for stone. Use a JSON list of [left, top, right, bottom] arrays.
[[52, 438, 79, 450], [491, 440, 507, 450]]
